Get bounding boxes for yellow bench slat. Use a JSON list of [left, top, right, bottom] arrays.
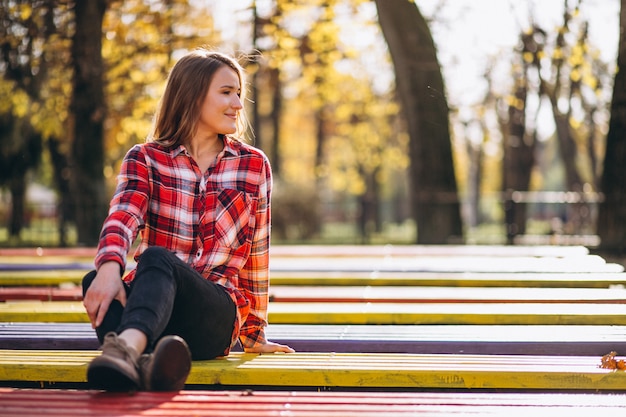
[[0, 350, 624, 390], [2, 270, 626, 288], [3, 301, 626, 325]]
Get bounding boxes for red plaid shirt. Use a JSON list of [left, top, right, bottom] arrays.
[[95, 136, 271, 353]]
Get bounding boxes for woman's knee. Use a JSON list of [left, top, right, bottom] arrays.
[[81, 270, 98, 297], [138, 246, 176, 268], [141, 246, 171, 260], [134, 246, 179, 287]]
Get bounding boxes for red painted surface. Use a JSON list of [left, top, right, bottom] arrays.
[[1, 388, 626, 416]]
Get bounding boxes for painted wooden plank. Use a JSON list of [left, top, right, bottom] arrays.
[[0, 350, 625, 390], [2, 322, 626, 356], [1, 388, 625, 417], [266, 302, 626, 325], [268, 286, 626, 303], [1, 254, 618, 273], [0, 270, 86, 286], [269, 255, 624, 273], [0, 301, 90, 322], [0, 244, 592, 271], [2, 270, 626, 288], [0, 262, 94, 272], [269, 271, 626, 288], [0, 247, 97, 257], [269, 244, 592, 258], [0, 244, 591, 259], [0, 287, 83, 302], [3, 285, 626, 304], [4, 301, 626, 325]]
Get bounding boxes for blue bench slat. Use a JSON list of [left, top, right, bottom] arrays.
[[1, 322, 625, 356]]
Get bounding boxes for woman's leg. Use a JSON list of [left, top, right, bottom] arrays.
[[85, 246, 236, 390], [121, 246, 237, 360], [82, 270, 130, 344], [160, 265, 237, 360]]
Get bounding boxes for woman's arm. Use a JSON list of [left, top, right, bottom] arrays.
[[238, 154, 294, 353]]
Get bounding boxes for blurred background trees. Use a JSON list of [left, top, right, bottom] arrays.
[[0, 0, 623, 252]]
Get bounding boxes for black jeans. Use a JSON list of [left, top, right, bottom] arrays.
[[82, 246, 237, 360]]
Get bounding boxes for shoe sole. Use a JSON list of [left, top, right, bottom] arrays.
[[149, 336, 192, 391], [87, 357, 140, 392]]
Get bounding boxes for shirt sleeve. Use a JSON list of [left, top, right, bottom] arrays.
[[237, 155, 272, 349], [94, 145, 150, 273]]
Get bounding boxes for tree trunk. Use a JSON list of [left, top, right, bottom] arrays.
[[597, 0, 626, 253], [375, 0, 463, 244], [547, 97, 584, 191], [70, 0, 108, 246], [251, 3, 263, 150], [502, 82, 534, 243], [8, 176, 26, 238], [269, 68, 282, 175], [48, 138, 73, 247]]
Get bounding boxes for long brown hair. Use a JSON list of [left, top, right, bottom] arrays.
[[148, 48, 250, 147]]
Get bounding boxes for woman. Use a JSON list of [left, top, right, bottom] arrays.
[[82, 48, 294, 392]]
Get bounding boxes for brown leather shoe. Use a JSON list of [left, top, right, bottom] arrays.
[[87, 332, 141, 391], [139, 335, 191, 391]]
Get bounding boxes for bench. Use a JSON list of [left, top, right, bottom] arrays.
[[269, 254, 623, 273], [0, 287, 83, 302], [2, 388, 626, 416], [269, 285, 626, 303], [1, 253, 620, 273], [2, 322, 626, 356], [0, 349, 625, 391], [3, 300, 626, 325], [3, 285, 626, 303], [270, 244, 593, 258], [2, 270, 626, 288], [0, 244, 592, 259]]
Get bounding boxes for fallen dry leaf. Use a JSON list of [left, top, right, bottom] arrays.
[[600, 351, 626, 370]]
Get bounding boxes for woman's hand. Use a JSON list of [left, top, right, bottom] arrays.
[[83, 261, 127, 329], [244, 341, 295, 354]]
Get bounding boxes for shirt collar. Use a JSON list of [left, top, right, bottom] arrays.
[[170, 135, 239, 158]]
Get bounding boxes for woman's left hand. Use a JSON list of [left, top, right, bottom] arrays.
[[244, 341, 295, 353]]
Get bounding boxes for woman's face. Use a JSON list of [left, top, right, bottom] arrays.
[[196, 65, 243, 138]]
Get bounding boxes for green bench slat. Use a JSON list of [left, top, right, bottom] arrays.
[[3, 301, 626, 325], [0, 350, 624, 390]]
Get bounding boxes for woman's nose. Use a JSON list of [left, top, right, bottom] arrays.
[[232, 95, 243, 109]]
